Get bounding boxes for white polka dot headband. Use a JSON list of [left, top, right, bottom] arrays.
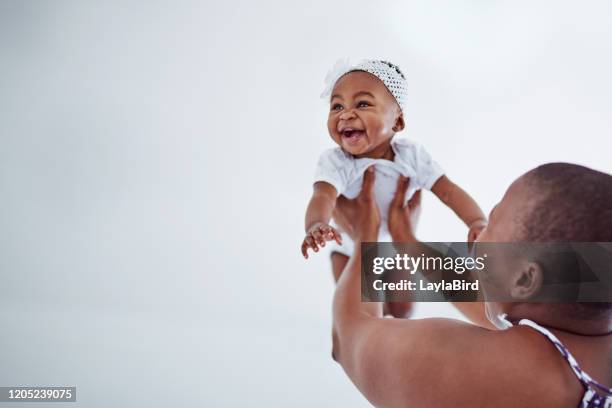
[[320, 58, 408, 112]]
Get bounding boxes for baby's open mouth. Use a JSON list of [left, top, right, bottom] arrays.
[[341, 128, 365, 143]]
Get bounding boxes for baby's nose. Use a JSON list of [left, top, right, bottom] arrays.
[[339, 109, 356, 120]]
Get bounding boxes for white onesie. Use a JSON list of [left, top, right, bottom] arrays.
[[313, 137, 444, 256]]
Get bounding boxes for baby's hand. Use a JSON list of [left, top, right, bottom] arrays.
[[301, 223, 342, 259], [468, 219, 488, 242]]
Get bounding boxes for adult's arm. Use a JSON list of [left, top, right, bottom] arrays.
[[389, 176, 497, 329], [332, 237, 523, 406], [331, 174, 514, 406]]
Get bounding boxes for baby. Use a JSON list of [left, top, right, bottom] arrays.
[[301, 59, 487, 259]]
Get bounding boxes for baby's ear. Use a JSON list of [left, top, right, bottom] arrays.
[[393, 113, 405, 132]]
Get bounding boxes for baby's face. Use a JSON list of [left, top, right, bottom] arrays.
[[327, 71, 403, 157]]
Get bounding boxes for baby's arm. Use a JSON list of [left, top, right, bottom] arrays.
[[431, 176, 488, 242], [302, 182, 342, 258]]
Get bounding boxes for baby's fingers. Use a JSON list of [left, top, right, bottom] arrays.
[[301, 235, 319, 259], [319, 225, 338, 243], [312, 229, 326, 248], [324, 226, 343, 245], [306, 234, 320, 253], [301, 240, 310, 259], [302, 235, 319, 258]]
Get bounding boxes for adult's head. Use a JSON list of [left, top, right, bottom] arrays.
[[476, 163, 612, 332]]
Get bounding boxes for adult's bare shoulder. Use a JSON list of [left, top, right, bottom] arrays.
[[351, 318, 580, 408]]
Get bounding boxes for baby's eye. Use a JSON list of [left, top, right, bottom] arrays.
[[331, 103, 343, 111], [357, 101, 371, 108]]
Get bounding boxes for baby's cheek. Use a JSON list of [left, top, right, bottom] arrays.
[[370, 121, 393, 140], [327, 120, 340, 143]]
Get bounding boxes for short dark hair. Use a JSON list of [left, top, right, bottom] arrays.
[[517, 163, 612, 314], [519, 163, 612, 242]]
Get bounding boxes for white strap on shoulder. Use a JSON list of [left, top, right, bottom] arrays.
[[518, 319, 595, 385]]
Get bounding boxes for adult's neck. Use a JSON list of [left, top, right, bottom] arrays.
[[509, 303, 612, 336]]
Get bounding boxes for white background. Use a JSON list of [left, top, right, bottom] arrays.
[[1, 1, 611, 406]]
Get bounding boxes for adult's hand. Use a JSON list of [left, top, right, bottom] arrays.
[[332, 167, 380, 242], [388, 176, 422, 242]]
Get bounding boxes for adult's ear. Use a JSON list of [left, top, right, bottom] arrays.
[[509, 261, 543, 300], [392, 113, 405, 132]]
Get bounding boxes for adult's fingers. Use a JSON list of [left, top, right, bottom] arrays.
[[391, 176, 410, 208], [407, 189, 422, 210], [361, 166, 376, 201]]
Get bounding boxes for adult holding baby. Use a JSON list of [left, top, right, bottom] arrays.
[[330, 163, 612, 407]]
